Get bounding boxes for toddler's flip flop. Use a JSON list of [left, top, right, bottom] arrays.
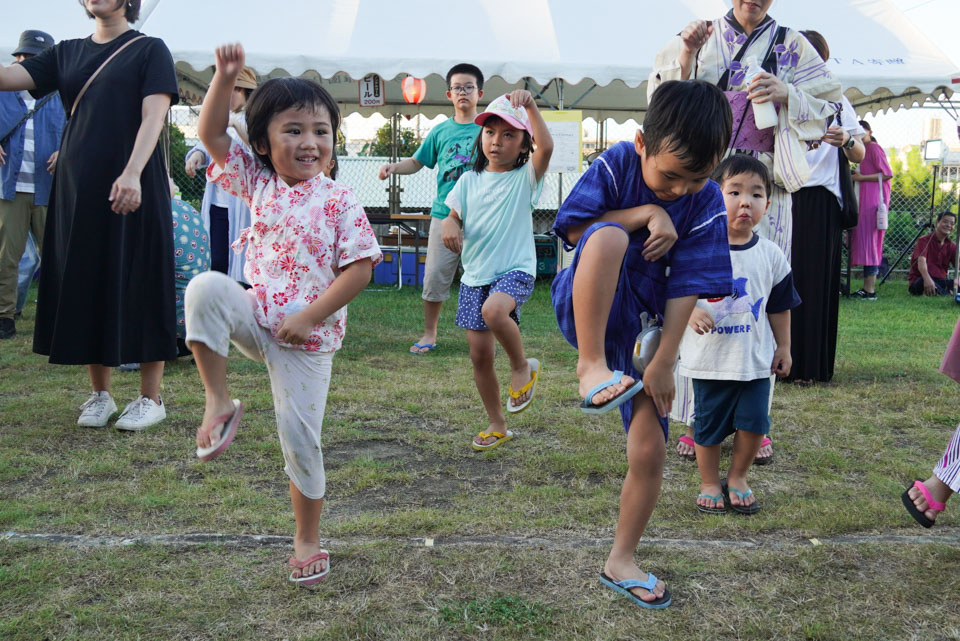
[[507, 358, 540, 414], [195, 400, 244, 461], [288, 551, 330, 587], [580, 370, 643, 415]]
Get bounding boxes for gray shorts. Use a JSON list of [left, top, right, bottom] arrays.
[[422, 216, 462, 302]]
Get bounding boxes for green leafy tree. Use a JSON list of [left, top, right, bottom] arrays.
[[336, 129, 348, 156], [362, 122, 419, 157]]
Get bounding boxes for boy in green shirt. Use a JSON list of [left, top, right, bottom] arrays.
[[378, 64, 483, 354]]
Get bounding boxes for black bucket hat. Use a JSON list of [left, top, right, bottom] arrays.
[[13, 30, 54, 57]]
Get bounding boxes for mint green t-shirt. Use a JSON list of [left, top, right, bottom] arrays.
[[413, 118, 481, 219], [444, 161, 544, 287]]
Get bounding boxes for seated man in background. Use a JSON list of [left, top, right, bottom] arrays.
[[908, 212, 957, 296]]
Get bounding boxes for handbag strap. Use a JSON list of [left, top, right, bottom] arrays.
[[70, 34, 147, 119], [0, 93, 56, 146]]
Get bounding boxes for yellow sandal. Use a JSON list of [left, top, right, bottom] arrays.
[[472, 430, 514, 451]]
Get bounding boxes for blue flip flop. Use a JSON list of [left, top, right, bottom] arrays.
[[722, 480, 761, 515], [599, 571, 671, 609], [409, 343, 436, 354], [580, 370, 644, 414]]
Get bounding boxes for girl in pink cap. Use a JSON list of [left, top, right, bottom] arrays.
[[902, 316, 960, 527], [441, 90, 553, 450]]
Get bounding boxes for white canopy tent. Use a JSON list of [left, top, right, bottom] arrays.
[[3, 0, 957, 120]]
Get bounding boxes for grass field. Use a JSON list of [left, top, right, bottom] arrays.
[[2, 278, 959, 640]]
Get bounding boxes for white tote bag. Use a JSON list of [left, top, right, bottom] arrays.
[[875, 174, 889, 230]]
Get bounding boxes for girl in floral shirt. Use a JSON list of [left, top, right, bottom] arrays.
[[185, 44, 380, 587]]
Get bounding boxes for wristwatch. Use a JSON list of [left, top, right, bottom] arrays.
[[843, 136, 856, 150]]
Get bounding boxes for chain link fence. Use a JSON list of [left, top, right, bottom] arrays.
[[167, 104, 960, 284]]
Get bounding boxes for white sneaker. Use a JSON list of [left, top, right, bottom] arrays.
[[77, 391, 118, 427], [115, 395, 166, 431]]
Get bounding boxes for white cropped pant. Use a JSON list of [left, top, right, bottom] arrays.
[[934, 425, 960, 493], [185, 271, 333, 499]]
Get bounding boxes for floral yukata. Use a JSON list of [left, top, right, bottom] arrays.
[[184, 141, 380, 499], [213, 141, 381, 352]]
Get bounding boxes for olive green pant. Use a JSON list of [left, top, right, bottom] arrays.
[[0, 192, 45, 319]]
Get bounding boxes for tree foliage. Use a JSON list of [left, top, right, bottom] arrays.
[[167, 122, 205, 211], [361, 122, 419, 157]]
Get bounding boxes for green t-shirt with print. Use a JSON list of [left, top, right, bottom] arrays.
[[413, 118, 480, 219]]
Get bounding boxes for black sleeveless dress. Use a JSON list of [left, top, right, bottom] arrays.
[[21, 30, 179, 365]]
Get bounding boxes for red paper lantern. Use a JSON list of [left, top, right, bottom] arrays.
[[401, 76, 427, 104]]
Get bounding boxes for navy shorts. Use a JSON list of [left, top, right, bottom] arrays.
[[456, 270, 535, 330], [692, 377, 771, 446]]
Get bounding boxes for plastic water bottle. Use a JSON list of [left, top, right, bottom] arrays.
[[743, 56, 779, 130]]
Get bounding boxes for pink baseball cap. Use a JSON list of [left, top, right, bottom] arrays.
[[474, 94, 534, 139]]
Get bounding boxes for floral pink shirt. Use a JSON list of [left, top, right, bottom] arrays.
[[209, 142, 381, 352]]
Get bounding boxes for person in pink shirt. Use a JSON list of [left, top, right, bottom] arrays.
[[849, 121, 892, 300], [185, 44, 381, 587]]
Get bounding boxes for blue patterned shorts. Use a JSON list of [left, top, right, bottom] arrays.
[[456, 270, 535, 330]]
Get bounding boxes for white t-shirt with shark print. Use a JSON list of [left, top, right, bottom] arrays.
[[678, 234, 800, 381]]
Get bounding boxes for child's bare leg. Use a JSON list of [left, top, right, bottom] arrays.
[[88, 364, 111, 394], [727, 430, 763, 508], [289, 482, 327, 578], [411, 300, 442, 353], [466, 329, 505, 446], [482, 293, 531, 407], [602, 397, 667, 602], [139, 361, 164, 404], [694, 441, 724, 510], [906, 476, 953, 524], [188, 339, 236, 448], [572, 226, 633, 405]]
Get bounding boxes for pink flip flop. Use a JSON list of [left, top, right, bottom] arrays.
[[901, 479, 946, 528], [677, 435, 696, 461], [195, 400, 244, 462], [288, 551, 330, 587], [753, 436, 774, 466]]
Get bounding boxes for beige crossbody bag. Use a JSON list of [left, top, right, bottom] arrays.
[[70, 34, 147, 118]]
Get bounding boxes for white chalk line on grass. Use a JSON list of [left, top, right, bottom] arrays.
[[3, 530, 960, 550]]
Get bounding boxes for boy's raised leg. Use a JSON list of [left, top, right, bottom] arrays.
[[482, 293, 533, 408], [572, 226, 634, 406], [466, 329, 507, 447], [602, 396, 668, 603]]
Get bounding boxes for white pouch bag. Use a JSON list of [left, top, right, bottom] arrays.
[[875, 174, 889, 230]]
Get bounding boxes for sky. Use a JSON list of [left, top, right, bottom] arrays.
[[342, 0, 960, 151]]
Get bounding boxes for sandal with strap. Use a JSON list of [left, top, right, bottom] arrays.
[[901, 479, 946, 528], [472, 430, 514, 451], [507, 358, 540, 414], [599, 571, 672, 609]]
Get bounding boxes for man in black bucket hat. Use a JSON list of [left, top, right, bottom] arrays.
[[0, 29, 65, 338]]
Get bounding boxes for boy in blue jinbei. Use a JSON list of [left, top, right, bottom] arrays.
[[551, 80, 733, 609]]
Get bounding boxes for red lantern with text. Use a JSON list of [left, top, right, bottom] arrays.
[[401, 76, 427, 104]]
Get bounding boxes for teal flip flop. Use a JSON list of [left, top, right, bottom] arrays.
[[580, 370, 644, 414], [722, 480, 760, 515], [696, 492, 727, 514], [599, 571, 671, 609]]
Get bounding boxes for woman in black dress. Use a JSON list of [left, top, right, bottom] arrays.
[[0, 0, 179, 430]]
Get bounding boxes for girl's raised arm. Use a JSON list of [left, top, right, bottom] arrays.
[[198, 44, 245, 168], [510, 90, 553, 181], [0, 63, 36, 92]]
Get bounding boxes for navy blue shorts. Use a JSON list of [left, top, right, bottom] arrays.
[[456, 270, 535, 330], [692, 377, 771, 446]]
